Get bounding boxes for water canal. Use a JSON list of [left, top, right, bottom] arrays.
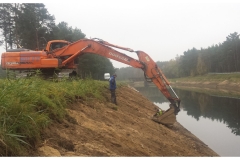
[[135, 86, 240, 156]]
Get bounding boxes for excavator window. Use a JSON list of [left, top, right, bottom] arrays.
[[50, 42, 68, 51]]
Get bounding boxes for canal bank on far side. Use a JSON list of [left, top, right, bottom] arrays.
[[170, 73, 240, 94]]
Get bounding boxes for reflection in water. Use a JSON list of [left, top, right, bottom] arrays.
[[135, 87, 169, 103], [136, 86, 240, 136], [135, 86, 240, 156], [174, 88, 240, 136]]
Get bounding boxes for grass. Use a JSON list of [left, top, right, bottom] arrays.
[[175, 86, 240, 99], [169, 73, 240, 99], [0, 76, 110, 156], [170, 73, 240, 83]]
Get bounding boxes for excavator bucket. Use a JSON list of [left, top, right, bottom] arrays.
[[151, 104, 179, 126]]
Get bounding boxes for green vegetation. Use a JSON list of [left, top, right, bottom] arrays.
[[0, 77, 111, 156], [115, 67, 144, 81], [0, 68, 6, 78], [78, 54, 115, 80], [115, 32, 240, 81], [175, 86, 240, 99], [169, 73, 240, 99], [156, 32, 240, 78], [170, 73, 240, 83], [1, 4, 240, 82], [0, 3, 85, 50], [0, 3, 115, 79]]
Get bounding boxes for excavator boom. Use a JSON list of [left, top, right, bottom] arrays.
[[1, 38, 180, 125]]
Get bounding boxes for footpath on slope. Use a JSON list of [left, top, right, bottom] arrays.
[[36, 85, 219, 156]]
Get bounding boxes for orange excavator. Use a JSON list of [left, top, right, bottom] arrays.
[[1, 38, 180, 125]]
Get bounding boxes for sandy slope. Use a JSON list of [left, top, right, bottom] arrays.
[[36, 85, 219, 156]]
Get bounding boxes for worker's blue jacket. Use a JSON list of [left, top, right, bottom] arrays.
[[109, 76, 116, 90]]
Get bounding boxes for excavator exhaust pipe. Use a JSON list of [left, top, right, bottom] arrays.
[[151, 104, 180, 126]]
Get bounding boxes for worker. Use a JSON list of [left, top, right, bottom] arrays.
[[109, 73, 117, 105]]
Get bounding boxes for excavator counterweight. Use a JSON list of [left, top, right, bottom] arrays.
[[1, 38, 180, 126]]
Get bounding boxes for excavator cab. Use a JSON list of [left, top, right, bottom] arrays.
[[49, 42, 69, 51], [44, 40, 70, 52]]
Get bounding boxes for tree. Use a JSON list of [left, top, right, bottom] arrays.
[[50, 21, 85, 42], [225, 32, 240, 71], [197, 52, 208, 75], [0, 3, 15, 50], [77, 53, 115, 80], [15, 3, 55, 49]]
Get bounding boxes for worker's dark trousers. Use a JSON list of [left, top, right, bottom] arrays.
[[110, 89, 117, 105]]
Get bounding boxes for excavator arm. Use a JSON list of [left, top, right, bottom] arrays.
[[1, 37, 180, 125], [48, 38, 143, 69], [50, 38, 181, 125]]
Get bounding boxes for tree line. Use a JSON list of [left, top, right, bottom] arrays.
[[157, 32, 240, 78], [0, 3, 86, 50], [0, 3, 115, 79], [116, 32, 240, 80], [1, 3, 239, 80]]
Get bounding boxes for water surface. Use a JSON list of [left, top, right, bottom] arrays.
[[136, 87, 240, 156]]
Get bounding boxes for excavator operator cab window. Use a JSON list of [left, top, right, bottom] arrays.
[[50, 42, 68, 51]]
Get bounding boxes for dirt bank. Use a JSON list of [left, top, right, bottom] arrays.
[[35, 85, 218, 156]]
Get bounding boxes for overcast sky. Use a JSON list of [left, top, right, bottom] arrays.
[[1, 0, 240, 68]]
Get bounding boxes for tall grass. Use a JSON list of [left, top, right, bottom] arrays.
[[0, 77, 108, 156]]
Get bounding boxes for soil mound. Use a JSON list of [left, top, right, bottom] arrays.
[[36, 85, 218, 156]]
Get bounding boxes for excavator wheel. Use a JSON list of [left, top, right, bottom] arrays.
[[151, 104, 177, 126]]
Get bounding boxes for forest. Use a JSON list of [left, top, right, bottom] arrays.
[[0, 3, 115, 79], [1, 3, 240, 80], [157, 32, 240, 78], [116, 32, 240, 80]]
